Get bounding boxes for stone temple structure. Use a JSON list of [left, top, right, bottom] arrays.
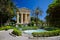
[[16, 8, 30, 26]]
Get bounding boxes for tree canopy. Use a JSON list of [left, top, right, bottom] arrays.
[[0, 0, 16, 26], [46, 0, 60, 27]]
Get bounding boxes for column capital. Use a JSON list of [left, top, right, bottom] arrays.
[[17, 11, 20, 14]]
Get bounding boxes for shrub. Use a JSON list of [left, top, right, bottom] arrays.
[[0, 26, 13, 30], [4, 26, 13, 30], [12, 28, 22, 36], [43, 26, 59, 31], [18, 24, 22, 28], [32, 30, 60, 37]]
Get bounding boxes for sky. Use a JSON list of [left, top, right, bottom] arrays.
[[12, 0, 53, 21]]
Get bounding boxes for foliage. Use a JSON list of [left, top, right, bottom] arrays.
[[30, 16, 44, 26], [9, 19, 16, 26], [46, 0, 60, 27], [32, 30, 60, 37], [19, 26, 38, 30], [18, 24, 23, 28], [33, 7, 43, 26], [30, 21, 35, 26], [43, 26, 59, 31], [12, 28, 22, 36], [0, 0, 16, 26], [0, 26, 13, 30]]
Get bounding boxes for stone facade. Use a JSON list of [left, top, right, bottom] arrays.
[[16, 8, 30, 25]]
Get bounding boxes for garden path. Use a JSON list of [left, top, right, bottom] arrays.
[[0, 30, 60, 40]]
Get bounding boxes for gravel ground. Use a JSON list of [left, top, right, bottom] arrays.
[[0, 30, 60, 40]]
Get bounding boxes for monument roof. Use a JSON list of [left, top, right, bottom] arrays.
[[19, 7, 30, 12]]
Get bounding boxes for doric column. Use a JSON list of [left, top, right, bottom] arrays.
[[25, 14, 27, 24], [17, 12, 19, 23], [16, 11, 19, 27], [21, 14, 23, 24], [28, 14, 30, 23]]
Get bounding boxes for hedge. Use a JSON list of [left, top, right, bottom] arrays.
[[0, 26, 13, 30], [21, 26, 38, 30], [12, 28, 22, 36], [32, 30, 60, 37]]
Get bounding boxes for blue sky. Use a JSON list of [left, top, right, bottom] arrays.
[[12, 0, 53, 21]]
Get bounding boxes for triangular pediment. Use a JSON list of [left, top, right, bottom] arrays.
[[19, 7, 30, 12]]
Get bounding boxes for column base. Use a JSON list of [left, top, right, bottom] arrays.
[[16, 23, 21, 27]]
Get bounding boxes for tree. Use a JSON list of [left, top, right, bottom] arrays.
[[46, 0, 60, 27], [0, 0, 16, 26], [30, 16, 43, 26], [34, 7, 42, 26]]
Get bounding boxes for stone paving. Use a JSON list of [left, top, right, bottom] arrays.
[[0, 30, 60, 40]]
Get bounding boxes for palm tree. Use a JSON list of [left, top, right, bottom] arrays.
[[34, 7, 43, 26]]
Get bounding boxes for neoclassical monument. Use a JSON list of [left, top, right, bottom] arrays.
[[16, 8, 30, 25]]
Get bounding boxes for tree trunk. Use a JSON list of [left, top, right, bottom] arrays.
[[1, 18, 2, 27], [36, 14, 38, 26]]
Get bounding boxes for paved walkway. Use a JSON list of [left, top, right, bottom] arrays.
[[0, 30, 60, 40]]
